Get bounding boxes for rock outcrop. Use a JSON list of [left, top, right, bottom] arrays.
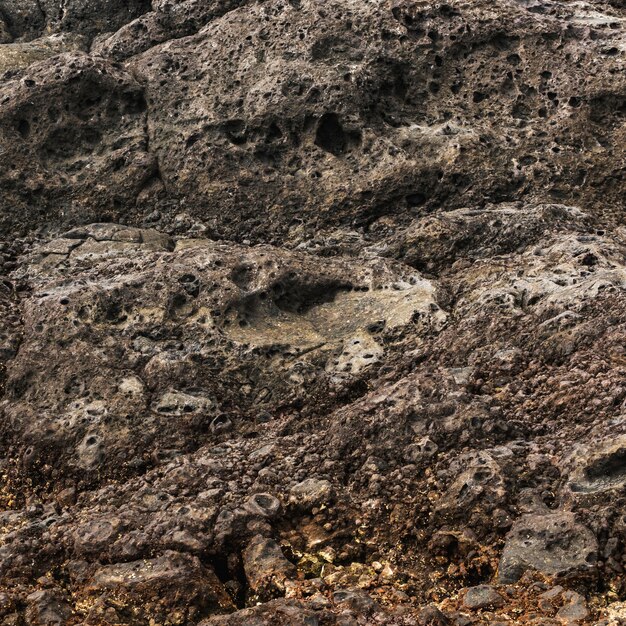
[[1, 0, 626, 624]]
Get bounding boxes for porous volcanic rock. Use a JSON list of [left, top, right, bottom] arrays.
[[0, 0, 151, 41], [0, 0, 625, 624]]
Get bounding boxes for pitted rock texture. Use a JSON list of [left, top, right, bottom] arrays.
[[3, 224, 443, 489], [0, 0, 626, 625], [0, 0, 151, 42], [0, 0, 625, 243]]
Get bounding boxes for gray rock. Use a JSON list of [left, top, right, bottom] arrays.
[[462, 585, 505, 610], [498, 513, 598, 584], [24, 590, 72, 626], [289, 478, 334, 511]]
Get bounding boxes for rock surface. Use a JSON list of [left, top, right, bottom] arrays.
[[463, 585, 505, 610], [0, 0, 625, 624]]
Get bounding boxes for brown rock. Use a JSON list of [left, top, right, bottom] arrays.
[[242, 535, 297, 598]]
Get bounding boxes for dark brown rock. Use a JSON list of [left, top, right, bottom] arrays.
[[0, 0, 150, 41], [81, 551, 234, 623], [24, 589, 73, 626], [0, 0, 625, 624], [0, 55, 154, 236], [242, 535, 297, 599]]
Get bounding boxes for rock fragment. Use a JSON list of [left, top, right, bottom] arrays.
[[24, 590, 73, 626], [557, 591, 589, 625], [462, 585, 505, 610], [289, 478, 334, 511], [242, 535, 297, 599], [498, 513, 598, 584], [82, 551, 234, 622]]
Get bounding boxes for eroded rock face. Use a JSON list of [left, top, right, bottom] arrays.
[[0, 55, 154, 235], [2, 225, 443, 489], [498, 512, 598, 584], [124, 0, 626, 244], [1, 212, 625, 623], [0, 0, 626, 624], [0, 0, 151, 41], [0, 0, 624, 244]]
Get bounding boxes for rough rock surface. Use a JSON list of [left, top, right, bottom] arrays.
[[0, 0, 625, 624]]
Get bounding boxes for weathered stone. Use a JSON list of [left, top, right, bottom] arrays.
[[244, 493, 282, 518], [24, 590, 73, 626], [462, 585, 505, 610], [242, 535, 297, 598], [0, 33, 87, 73], [0, 0, 150, 41], [0, 0, 625, 624], [289, 478, 334, 511], [498, 513, 598, 584], [417, 605, 451, 626], [556, 591, 589, 625], [83, 551, 234, 621]]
